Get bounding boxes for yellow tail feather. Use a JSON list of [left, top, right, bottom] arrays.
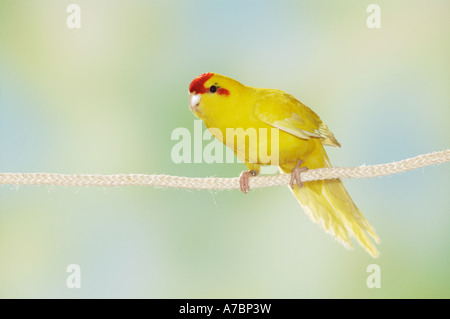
[[280, 144, 380, 257]]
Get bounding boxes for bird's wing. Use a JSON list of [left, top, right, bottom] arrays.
[[254, 89, 340, 147]]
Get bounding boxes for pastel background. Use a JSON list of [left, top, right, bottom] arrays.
[[0, 0, 449, 298]]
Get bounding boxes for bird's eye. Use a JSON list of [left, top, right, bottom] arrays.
[[209, 85, 217, 93]]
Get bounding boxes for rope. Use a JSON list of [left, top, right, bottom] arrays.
[[0, 150, 448, 190]]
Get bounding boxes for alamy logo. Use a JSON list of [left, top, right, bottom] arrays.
[[366, 264, 381, 288], [171, 120, 280, 166], [366, 4, 381, 29], [66, 4, 81, 29], [66, 264, 81, 289]]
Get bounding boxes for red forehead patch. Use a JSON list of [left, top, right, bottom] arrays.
[[189, 73, 214, 94]]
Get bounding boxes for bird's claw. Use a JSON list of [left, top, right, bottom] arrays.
[[239, 170, 257, 194], [290, 160, 309, 189]]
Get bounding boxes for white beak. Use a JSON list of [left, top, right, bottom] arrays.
[[189, 93, 201, 110]]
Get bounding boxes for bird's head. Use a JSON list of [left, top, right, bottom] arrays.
[[188, 72, 242, 120]]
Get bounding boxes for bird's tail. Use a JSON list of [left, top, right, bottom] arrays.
[[280, 142, 380, 257]]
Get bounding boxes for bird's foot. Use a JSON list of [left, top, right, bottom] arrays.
[[290, 159, 308, 189], [239, 170, 258, 194]]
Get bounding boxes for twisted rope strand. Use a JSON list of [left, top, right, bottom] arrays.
[[0, 150, 448, 190]]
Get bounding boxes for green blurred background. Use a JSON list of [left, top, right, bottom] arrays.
[[0, 0, 449, 298]]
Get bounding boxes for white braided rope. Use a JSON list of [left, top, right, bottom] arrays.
[[0, 150, 448, 189]]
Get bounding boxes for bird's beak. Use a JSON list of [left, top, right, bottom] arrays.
[[189, 93, 201, 111]]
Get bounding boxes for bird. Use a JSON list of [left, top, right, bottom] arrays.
[[188, 72, 380, 257]]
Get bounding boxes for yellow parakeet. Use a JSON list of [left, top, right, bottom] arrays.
[[188, 72, 380, 257]]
